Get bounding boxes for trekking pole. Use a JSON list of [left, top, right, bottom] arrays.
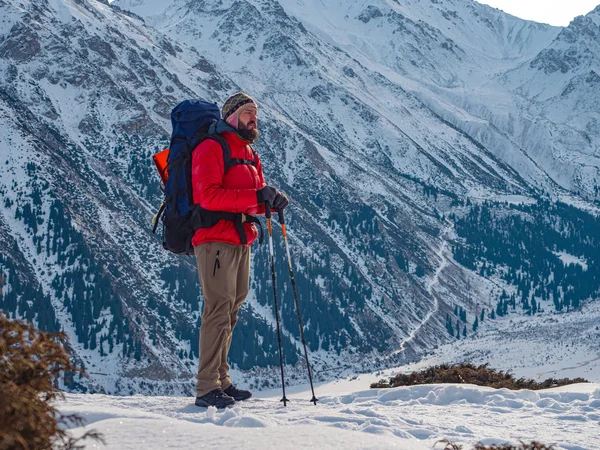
[[265, 203, 289, 406], [278, 209, 318, 405]]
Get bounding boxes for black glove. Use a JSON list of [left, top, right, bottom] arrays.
[[257, 185, 277, 206], [272, 192, 289, 211]]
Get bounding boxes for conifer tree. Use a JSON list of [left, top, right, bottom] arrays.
[[445, 314, 454, 336]]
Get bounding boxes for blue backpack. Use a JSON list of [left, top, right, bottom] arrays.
[[152, 99, 262, 255]]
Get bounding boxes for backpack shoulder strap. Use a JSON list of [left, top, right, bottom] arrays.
[[250, 147, 258, 164], [205, 120, 255, 172], [204, 134, 232, 173], [227, 145, 258, 169]]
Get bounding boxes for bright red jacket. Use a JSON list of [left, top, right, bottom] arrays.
[[191, 131, 266, 247]]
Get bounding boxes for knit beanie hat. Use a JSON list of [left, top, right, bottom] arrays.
[[222, 92, 257, 129]]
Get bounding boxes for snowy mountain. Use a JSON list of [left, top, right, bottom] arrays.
[[496, 6, 600, 196], [1, 0, 600, 395]]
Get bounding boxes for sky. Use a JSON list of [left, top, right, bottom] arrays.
[[475, 0, 600, 26], [107, 0, 598, 26]]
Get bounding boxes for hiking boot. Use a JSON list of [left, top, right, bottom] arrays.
[[195, 388, 235, 409], [224, 384, 252, 401]]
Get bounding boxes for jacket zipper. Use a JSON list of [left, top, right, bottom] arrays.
[[213, 250, 220, 276]]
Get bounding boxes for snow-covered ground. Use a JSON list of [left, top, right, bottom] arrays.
[[409, 299, 600, 385], [61, 379, 600, 449], [59, 300, 600, 449]]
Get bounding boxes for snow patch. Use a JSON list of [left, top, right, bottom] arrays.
[[553, 251, 588, 271]]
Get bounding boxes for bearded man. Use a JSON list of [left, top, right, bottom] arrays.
[[191, 92, 288, 408]]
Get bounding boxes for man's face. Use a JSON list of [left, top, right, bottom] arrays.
[[236, 105, 259, 142], [237, 106, 258, 131]]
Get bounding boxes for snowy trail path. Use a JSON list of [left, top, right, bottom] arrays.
[[398, 223, 452, 353], [60, 382, 600, 449], [534, 353, 600, 380]]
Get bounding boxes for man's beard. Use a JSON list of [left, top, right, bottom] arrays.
[[238, 125, 260, 143]]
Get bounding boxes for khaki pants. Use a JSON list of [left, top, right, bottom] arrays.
[[194, 242, 250, 397]]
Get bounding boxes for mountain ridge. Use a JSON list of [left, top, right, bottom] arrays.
[[1, 0, 599, 394]]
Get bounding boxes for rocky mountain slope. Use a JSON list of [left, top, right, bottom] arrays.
[[1, 0, 599, 394]]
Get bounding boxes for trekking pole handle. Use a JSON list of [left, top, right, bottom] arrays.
[[278, 209, 288, 239], [265, 202, 271, 219]]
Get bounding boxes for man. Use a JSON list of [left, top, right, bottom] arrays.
[[191, 92, 288, 408]]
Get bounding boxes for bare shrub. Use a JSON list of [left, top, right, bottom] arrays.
[[371, 363, 587, 390], [435, 438, 463, 449], [473, 441, 555, 450], [0, 312, 104, 450], [435, 440, 555, 450]]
